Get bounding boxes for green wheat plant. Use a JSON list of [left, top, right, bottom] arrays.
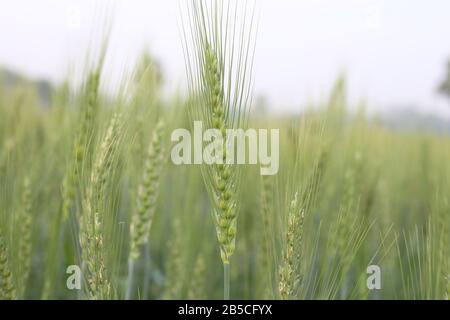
[[79, 112, 122, 300], [181, 0, 256, 300]]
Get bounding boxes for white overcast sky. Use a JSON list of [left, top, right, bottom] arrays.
[[1, 0, 450, 116]]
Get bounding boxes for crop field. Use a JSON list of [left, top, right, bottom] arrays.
[[0, 0, 449, 300]]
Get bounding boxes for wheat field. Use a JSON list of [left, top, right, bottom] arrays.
[[0, 0, 449, 300]]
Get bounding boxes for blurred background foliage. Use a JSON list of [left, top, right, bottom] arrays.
[[0, 51, 449, 300]]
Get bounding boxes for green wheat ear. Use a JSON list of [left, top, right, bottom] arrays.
[[80, 113, 122, 300], [62, 69, 102, 222], [129, 119, 166, 260], [0, 234, 16, 300], [204, 44, 237, 265], [126, 119, 166, 300], [278, 193, 305, 300], [18, 177, 32, 297], [181, 0, 256, 299]]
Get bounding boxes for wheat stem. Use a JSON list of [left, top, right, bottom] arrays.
[[224, 262, 230, 300], [125, 258, 135, 300]]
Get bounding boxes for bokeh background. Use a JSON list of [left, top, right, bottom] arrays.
[[1, 0, 450, 117]]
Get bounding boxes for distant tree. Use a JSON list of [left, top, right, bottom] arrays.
[[438, 60, 450, 100]]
